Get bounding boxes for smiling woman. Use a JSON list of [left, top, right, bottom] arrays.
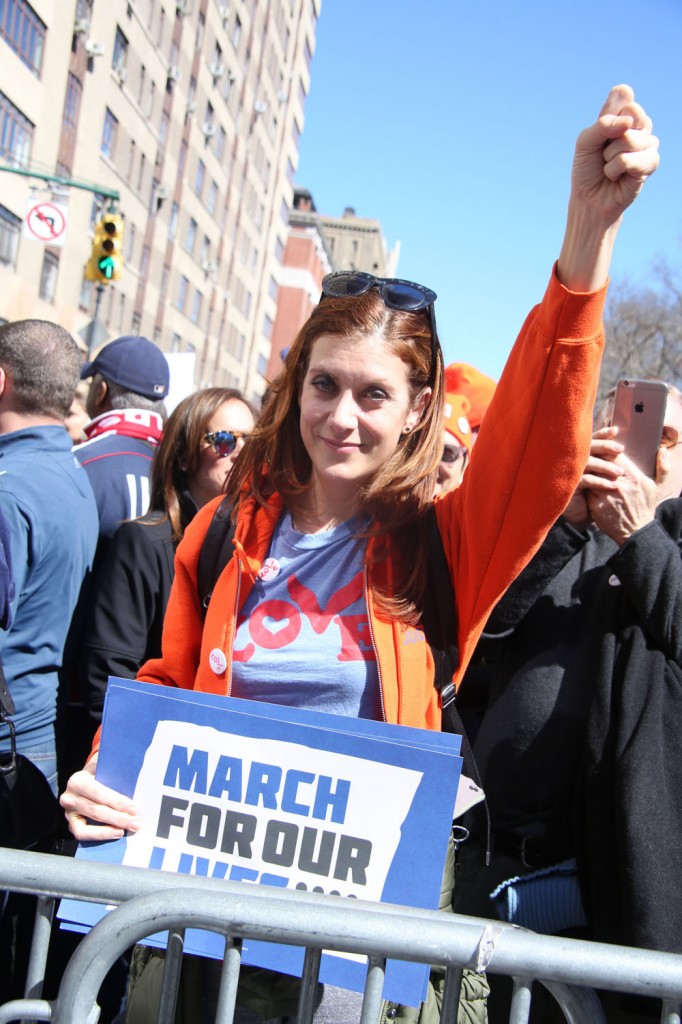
[[60, 85, 660, 1024]]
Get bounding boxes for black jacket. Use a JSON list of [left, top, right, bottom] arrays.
[[79, 495, 197, 722], [459, 498, 682, 953]]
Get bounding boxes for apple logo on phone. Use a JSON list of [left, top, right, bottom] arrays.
[[635, 401, 645, 413]]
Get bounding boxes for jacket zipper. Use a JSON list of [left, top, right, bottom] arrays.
[[226, 556, 242, 697], [364, 564, 386, 722]]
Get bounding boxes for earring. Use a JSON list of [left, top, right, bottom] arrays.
[[402, 426, 411, 434]]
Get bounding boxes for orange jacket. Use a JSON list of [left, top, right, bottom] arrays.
[[91, 268, 605, 753]]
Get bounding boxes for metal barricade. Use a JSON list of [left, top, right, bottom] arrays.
[[0, 847, 681, 1024]]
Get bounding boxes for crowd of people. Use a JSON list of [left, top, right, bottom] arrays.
[[0, 83, 674, 1024]]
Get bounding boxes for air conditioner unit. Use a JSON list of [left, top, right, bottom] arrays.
[[156, 184, 170, 200], [202, 259, 218, 274], [85, 40, 105, 58], [210, 61, 225, 79], [227, 70, 236, 83], [167, 65, 181, 83], [73, 17, 90, 34], [112, 61, 127, 84], [201, 122, 217, 138], [176, 1, 192, 14], [218, 5, 229, 23], [185, 99, 197, 114], [253, 99, 267, 114]]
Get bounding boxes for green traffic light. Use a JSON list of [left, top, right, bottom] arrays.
[[97, 256, 115, 280]]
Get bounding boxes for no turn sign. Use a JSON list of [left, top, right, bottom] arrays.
[[23, 200, 69, 247]]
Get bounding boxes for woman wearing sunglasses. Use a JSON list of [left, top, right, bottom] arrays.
[[62, 85, 659, 1023], [76, 387, 255, 734]]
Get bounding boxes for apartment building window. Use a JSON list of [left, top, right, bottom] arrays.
[[0, 205, 21, 268], [292, 118, 301, 146], [63, 74, 82, 131], [227, 324, 245, 360], [100, 108, 118, 158], [215, 125, 226, 160], [257, 353, 268, 378], [156, 5, 165, 47], [268, 275, 278, 302], [194, 158, 205, 197], [177, 274, 188, 311], [195, 12, 204, 51], [190, 288, 202, 324], [137, 151, 146, 193], [211, 42, 223, 74], [171, 331, 181, 353], [112, 27, 128, 71], [159, 108, 169, 145], [274, 237, 284, 263], [140, 244, 150, 278], [199, 234, 210, 265], [127, 138, 136, 179], [304, 37, 313, 71], [168, 202, 179, 240], [206, 179, 218, 214], [0, 0, 45, 76], [79, 277, 93, 311], [138, 66, 146, 106], [262, 315, 273, 341], [185, 216, 197, 254], [0, 91, 34, 167], [39, 251, 59, 303], [232, 14, 241, 49], [124, 221, 136, 265]]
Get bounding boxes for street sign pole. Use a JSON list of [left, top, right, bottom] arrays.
[[87, 284, 105, 358]]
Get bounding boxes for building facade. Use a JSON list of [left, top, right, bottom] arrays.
[[0, 0, 320, 405], [265, 186, 399, 381]]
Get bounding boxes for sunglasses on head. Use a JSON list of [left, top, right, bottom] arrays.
[[320, 271, 441, 374], [203, 430, 250, 457]]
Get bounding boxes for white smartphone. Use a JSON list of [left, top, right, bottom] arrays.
[[609, 378, 668, 478]]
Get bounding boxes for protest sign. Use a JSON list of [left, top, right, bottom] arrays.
[[59, 679, 462, 1005]]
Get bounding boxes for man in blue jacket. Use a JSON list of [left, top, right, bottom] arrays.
[[0, 319, 98, 793], [75, 334, 169, 572]]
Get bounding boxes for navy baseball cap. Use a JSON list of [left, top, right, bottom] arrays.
[[80, 336, 170, 399]]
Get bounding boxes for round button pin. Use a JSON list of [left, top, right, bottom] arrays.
[[608, 574, 621, 587], [209, 648, 227, 674], [258, 557, 281, 581]]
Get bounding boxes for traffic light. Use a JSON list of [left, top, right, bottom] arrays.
[[85, 213, 124, 283]]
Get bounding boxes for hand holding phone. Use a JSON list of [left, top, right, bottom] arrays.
[[609, 378, 668, 479]]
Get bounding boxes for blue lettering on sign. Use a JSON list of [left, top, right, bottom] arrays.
[[162, 745, 350, 822]]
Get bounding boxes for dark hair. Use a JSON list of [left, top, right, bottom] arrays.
[[0, 319, 81, 420], [150, 387, 255, 541], [226, 290, 445, 621]]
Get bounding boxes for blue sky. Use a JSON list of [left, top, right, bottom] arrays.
[[296, 0, 681, 380]]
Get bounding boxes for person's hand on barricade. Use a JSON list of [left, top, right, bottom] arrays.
[[562, 427, 624, 531], [60, 757, 141, 841], [558, 84, 660, 293]]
